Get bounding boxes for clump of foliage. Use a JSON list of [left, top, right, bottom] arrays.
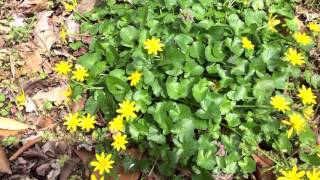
[[56, 0, 320, 178]]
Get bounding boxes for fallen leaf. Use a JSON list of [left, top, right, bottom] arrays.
[[252, 154, 273, 168], [0, 129, 20, 138], [59, 158, 80, 180], [73, 149, 93, 164], [254, 166, 276, 180], [117, 166, 141, 180], [32, 85, 68, 105], [0, 146, 12, 174], [77, 0, 97, 13], [21, 50, 44, 73], [36, 116, 54, 129], [25, 98, 37, 113], [0, 117, 29, 131], [10, 135, 41, 161], [213, 174, 233, 180], [9, 14, 25, 27], [19, 0, 48, 11], [33, 11, 58, 53], [65, 15, 79, 42], [71, 96, 87, 112]]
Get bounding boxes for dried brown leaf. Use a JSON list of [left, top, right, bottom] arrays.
[[0, 146, 12, 174], [10, 135, 41, 161], [0, 117, 29, 131], [21, 50, 44, 73], [33, 11, 57, 53], [32, 85, 68, 105]]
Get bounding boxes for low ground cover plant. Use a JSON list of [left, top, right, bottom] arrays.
[[55, 0, 320, 179]]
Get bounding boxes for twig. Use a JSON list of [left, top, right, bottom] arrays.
[[9, 135, 41, 161], [148, 155, 159, 177]]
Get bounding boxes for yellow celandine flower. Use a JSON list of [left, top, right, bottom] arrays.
[[63, 85, 72, 103], [128, 71, 142, 87], [303, 105, 314, 120], [268, 14, 281, 32], [71, 65, 89, 82], [80, 113, 96, 131], [306, 167, 320, 180], [108, 115, 124, 132], [270, 95, 290, 113], [16, 90, 26, 106], [111, 134, 128, 151], [62, 0, 77, 12], [242, 37, 254, 50], [63, 112, 80, 132], [284, 48, 305, 66], [277, 165, 305, 180], [293, 32, 312, 46], [307, 22, 320, 33], [90, 152, 114, 175], [297, 85, 317, 105], [59, 25, 67, 44], [54, 61, 72, 75], [282, 113, 306, 138], [116, 100, 139, 120], [144, 37, 164, 56], [90, 174, 104, 180]]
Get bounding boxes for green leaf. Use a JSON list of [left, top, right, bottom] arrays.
[[120, 25, 138, 42], [105, 69, 131, 101], [78, 52, 102, 70], [174, 34, 193, 52], [85, 96, 98, 115], [133, 90, 152, 113], [164, 0, 177, 9], [0, 93, 5, 102], [148, 102, 174, 135], [227, 14, 245, 35], [238, 157, 256, 173], [147, 127, 166, 144], [225, 113, 240, 127], [183, 60, 204, 77], [166, 78, 190, 100], [196, 149, 216, 170], [192, 79, 209, 103], [195, 94, 221, 120], [189, 41, 205, 64], [253, 79, 275, 104]]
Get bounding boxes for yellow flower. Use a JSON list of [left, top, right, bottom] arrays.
[[270, 95, 290, 113], [128, 71, 142, 87], [62, 0, 77, 12], [111, 134, 128, 151], [59, 25, 67, 44], [284, 48, 305, 66], [144, 37, 164, 56], [116, 100, 139, 120], [16, 90, 26, 106], [63, 85, 72, 103], [307, 22, 320, 33], [242, 37, 254, 50], [63, 112, 80, 132], [268, 14, 281, 32], [297, 85, 317, 105], [306, 168, 320, 180], [90, 152, 114, 175], [108, 115, 124, 133], [282, 113, 306, 138], [54, 61, 72, 75], [80, 113, 96, 131], [277, 165, 305, 180], [71, 65, 89, 82], [90, 174, 104, 180], [293, 32, 312, 46], [303, 105, 314, 120]]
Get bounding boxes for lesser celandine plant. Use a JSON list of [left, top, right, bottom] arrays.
[[53, 0, 320, 178]]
